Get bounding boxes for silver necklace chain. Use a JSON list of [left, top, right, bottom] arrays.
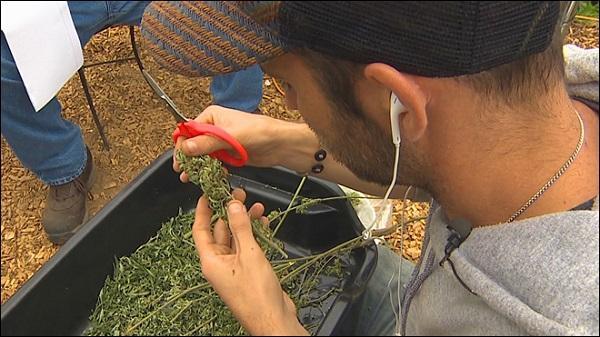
[[506, 109, 585, 223]]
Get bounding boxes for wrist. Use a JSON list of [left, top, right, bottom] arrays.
[[272, 122, 321, 173]]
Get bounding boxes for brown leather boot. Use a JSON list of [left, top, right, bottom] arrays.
[[42, 147, 94, 245]]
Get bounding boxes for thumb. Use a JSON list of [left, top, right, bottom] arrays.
[[182, 135, 230, 157], [226, 201, 257, 252]]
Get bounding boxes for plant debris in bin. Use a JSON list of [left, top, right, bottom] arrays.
[[85, 152, 363, 336]]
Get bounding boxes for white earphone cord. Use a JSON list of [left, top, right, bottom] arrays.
[[395, 185, 414, 335], [361, 93, 409, 334], [361, 142, 400, 238]]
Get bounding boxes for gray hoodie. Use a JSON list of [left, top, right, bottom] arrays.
[[402, 199, 599, 336], [401, 46, 599, 336]]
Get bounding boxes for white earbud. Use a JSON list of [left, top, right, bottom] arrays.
[[363, 92, 405, 240], [390, 92, 404, 145]]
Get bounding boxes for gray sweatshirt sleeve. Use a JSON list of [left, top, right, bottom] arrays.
[[563, 44, 599, 103]]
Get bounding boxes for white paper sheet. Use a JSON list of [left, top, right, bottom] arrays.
[[1, 1, 83, 112]]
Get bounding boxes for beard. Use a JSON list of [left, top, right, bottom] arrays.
[[306, 102, 426, 188], [319, 113, 395, 185], [295, 49, 426, 188]]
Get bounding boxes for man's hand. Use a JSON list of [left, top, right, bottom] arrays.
[[192, 188, 308, 336], [174, 105, 308, 183]]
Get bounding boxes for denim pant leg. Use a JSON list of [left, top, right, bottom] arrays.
[[1, 32, 87, 186], [210, 65, 264, 112], [0, 1, 150, 186], [352, 246, 414, 336]]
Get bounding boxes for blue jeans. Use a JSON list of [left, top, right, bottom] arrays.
[[1, 1, 263, 186], [209, 66, 263, 112]]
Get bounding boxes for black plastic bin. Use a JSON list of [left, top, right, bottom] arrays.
[[1, 150, 377, 336]]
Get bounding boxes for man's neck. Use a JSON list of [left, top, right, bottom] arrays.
[[429, 96, 599, 228]]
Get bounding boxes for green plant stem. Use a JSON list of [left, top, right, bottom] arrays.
[[293, 267, 311, 299], [252, 221, 288, 258], [186, 314, 218, 335], [125, 283, 211, 335], [273, 262, 296, 274], [280, 237, 361, 285], [273, 176, 307, 236], [272, 236, 363, 266], [169, 296, 205, 323], [303, 255, 336, 294], [304, 287, 338, 307], [268, 195, 381, 224]]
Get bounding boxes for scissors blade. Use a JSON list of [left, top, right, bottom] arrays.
[[141, 69, 189, 123]]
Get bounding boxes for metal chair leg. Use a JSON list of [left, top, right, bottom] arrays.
[[77, 26, 175, 152], [78, 68, 110, 150], [130, 26, 145, 71]]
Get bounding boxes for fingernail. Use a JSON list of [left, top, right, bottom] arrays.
[[229, 202, 243, 213]]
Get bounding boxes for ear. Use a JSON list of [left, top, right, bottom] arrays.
[[363, 63, 429, 142]]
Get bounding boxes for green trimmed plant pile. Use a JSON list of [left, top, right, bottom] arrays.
[[85, 152, 362, 336]]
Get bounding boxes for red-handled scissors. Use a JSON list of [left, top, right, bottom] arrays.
[[172, 120, 248, 167]]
